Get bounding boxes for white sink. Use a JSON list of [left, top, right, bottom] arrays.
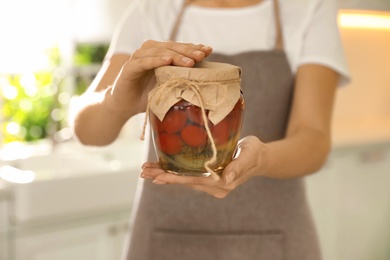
[[0, 138, 146, 225], [4, 152, 106, 179]]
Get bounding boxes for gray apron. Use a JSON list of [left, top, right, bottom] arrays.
[[124, 0, 321, 259]]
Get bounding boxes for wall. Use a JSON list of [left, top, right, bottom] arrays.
[[340, 0, 390, 11], [332, 12, 390, 146], [71, 0, 131, 42]]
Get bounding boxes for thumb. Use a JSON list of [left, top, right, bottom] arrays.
[[223, 136, 262, 185]]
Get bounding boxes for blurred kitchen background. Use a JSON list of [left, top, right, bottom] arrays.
[[0, 0, 389, 259]]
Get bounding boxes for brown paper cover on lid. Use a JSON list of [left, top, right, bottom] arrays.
[[149, 61, 242, 125]]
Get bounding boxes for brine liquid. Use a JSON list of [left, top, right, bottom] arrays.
[[150, 98, 245, 176]]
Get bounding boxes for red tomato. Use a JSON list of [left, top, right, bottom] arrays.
[[225, 98, 244, 134], [181, 125, 207, 147], [150, 113, 164, 134], [186, 105, 208, 126], [232, 98, 245, 111], [211, 118, 230, 146], [227, 110, 241, 133], [158, 133, 183, 155], [162, 107, 187, 134]]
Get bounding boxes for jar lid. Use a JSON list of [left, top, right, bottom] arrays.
[[150, 61, 242, 125], [155, 61, 241, 83]]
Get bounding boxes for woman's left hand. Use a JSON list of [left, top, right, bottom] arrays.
[[140, 136, 265, 198]]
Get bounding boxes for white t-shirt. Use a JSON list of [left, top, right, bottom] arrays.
[[106, 0, 350, 84]]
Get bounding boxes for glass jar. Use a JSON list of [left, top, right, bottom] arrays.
[[148, 61, 244, 178], [150, 95, 244, 176]]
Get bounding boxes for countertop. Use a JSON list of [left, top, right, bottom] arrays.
[[0, 180, 9, 199], [0, 116, 389, 199]]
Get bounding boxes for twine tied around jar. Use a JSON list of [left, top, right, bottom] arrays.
[[141, 77, 239, 180]]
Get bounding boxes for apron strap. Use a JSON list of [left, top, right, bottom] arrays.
[[170, 0, 284, 50], [273, 0, 284, 50], [169, 0, 192, 41]]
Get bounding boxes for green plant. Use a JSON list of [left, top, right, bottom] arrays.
[[1, 72, 61, 143], [0, 47, 63, 144], [74, 43, 109, 95], [0, 43, 109, 144], [74, 43, 109, 66]]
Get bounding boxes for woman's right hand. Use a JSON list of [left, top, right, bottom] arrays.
[[108, 40, 213, 114], [72, 40, 212, 146]]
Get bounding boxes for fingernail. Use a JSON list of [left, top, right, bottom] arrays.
[[225, 171, 235, 185], [161, 56, 171, 61], [192, 50, 203, 56], [201, 45, 212, 51], [153, 179, 167, 185], [181, 57, 193, 64], [140, 173, 152, 179]]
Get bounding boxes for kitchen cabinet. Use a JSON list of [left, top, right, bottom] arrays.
[[0, 137, 143, 260], [0, 198, 10, 260], [306, 142, 390, 260], [10, 210, 130, 260]]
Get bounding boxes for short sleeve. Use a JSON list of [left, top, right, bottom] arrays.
[[298, 0, 350, 86], [104, 0, 182, 59], [105, 0, 146, 58]]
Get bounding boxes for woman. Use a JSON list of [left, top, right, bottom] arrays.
[[72, 0, 349, 259]]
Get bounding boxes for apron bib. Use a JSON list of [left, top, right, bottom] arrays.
[[124, 1, 321, 259]]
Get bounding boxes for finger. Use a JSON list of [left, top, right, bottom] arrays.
[[221, 136, 260, 184], [141, 161, 160, 169], [223, 170, 236, 186], [121, 42, 212, 81], [186, 184, 229, 199], [141, 40, 212, 59], [140, 163, 167, 179], [132, 47, 196, 67], [121, 56, 174, 77], [163, 41, 212, 54], [163, 41, 212, 62], [136, 41, 212, 65], [153, 172, 224, 187]]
